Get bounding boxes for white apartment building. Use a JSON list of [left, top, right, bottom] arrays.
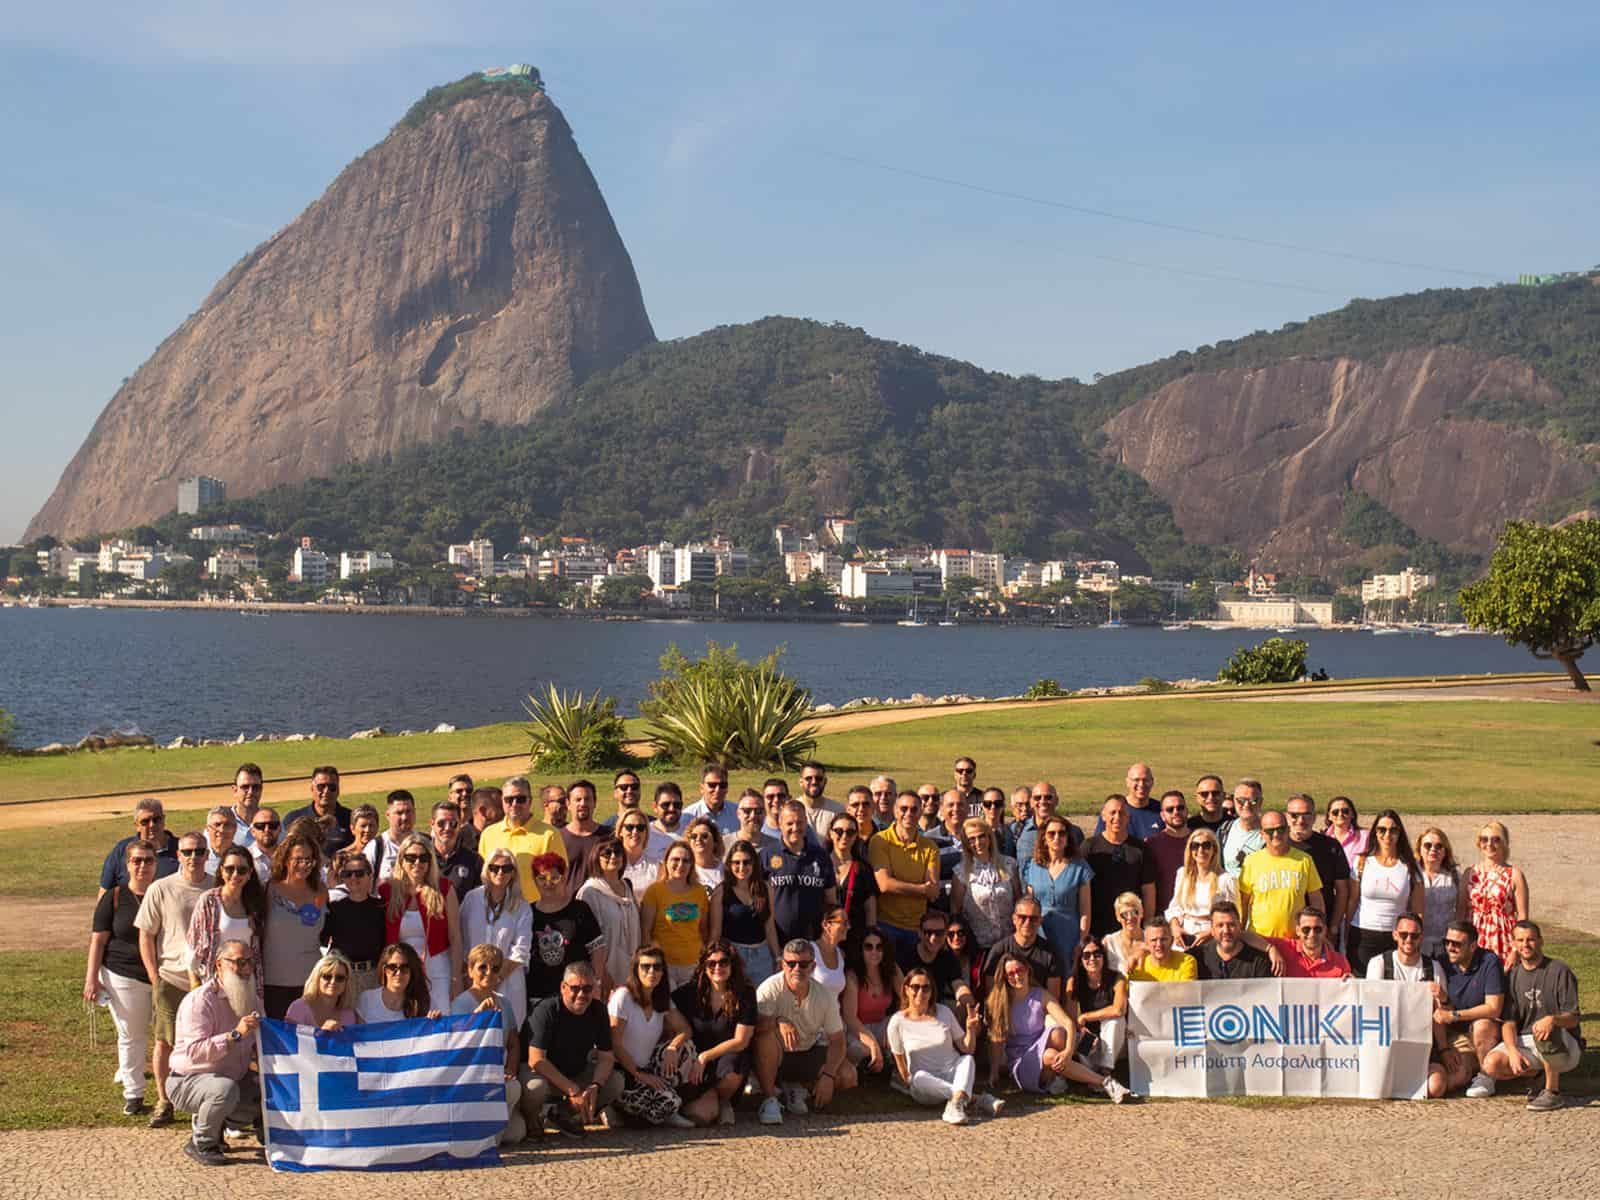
[[824, 516, 859, 546], [1075, 561, 1122, 593], [39, 546, 97, 578], [935, 549, 1005, 588], [446, 539, 496, 577], [1361, 567, 1437, 605], [188, 524, 254, 544], [785, 550, 843, 585], [840, 563, 915, 598], [208, 549, 260, 578], [291, 546, 332, 585], [340, 550, 395, 580]]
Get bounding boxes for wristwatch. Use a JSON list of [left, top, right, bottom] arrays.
[[228, 1030, 242, 1043]]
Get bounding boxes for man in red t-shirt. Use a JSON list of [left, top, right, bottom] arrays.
[[1267, 907, 1351, 980]]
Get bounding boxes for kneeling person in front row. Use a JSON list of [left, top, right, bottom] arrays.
[[754, 939, 856, 1124], [166, 940, 261, 1167], [520, 962, 623, 1137], [1428, 920, 1504, 1099], [1475, 921, 1582, 1111]]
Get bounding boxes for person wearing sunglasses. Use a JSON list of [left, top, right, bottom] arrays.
[[166, 939, 262, 1167], [890, 964, 1002, 1125], [186, 845, 266, 1008], [768, 800, 838, 948], [869, 790, 941, 960], [1365, 911, 1440, 984], [1264, 908, 1351, 981], [843, 931, 902, 1077], [707, 839, 780, 983], [683, 764, 741, 835], [135, 830, 214, 1128], [980, 897, 1065, 1001], [262, 831, 330, 1018], [227, 763, 264, 845], [685, 817, 727, 892], [99, 797, 180, 899], [479, 776, 568, 903], [1216, 779, 1266, 879], [1414, 826, 1461, 959], [610, 946, 698, 1127], [1188, 775, 1229, 834], [1347, 809, 1424, 975], [753, 939, 854, 1124], [651, 781, 686, 838], [286, 949, 358, 1031], [617, 811, 666, 895], [1165, 829, 1237, 952], [379, 833, 462, 1008], [1239, 813, 1325, 940], [452, 943, 524, 1144], [528, 852, 607, 1004], [280, 766, 353, 859], [322, 848, 387, 998], [1321, 796, 1369, 872], [1430, 920, 1504, 1098], [246, 807, 282, 883], [355, 942, 442, 1023], [520, 961, 623, 1137], [1024, 814, 1094, 973], [1065, 935, 1129, 1073], [1463, 819, 1527, 969], [671, 940, 758, 1125], [1284, 793, 1351, 947], [976, 788, 1017, 858], [731, 788, 772, 852], [1083, 795, 1150, 939], [844, 786, 882, 842], [951, 756, 983, 820], [952, 817, 1020, 954], [984, 951, 1132, 1102], [1475, 920, 1582, 1112], [826, 816, 879, 947], [460, 847, 535, 1029], [85, 841, 159, 1115], [429, 799, 483, 899]]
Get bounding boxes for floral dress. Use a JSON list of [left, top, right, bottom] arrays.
[[1467, 864, 1517, 964]]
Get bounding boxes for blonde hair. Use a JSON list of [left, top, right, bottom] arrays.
[[466, 942, 505, 975], [300, 950, 355, 1009], [1477, 820, 1511, 859], [479, 848, 527, 916], [1175, 829, 1222, 912], [1417, 826, 1459, 879], [386, 833, 444, 921], [1114, 891, 1144, 921], [960, 816, 996, 872]]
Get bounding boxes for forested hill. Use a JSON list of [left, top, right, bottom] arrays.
[[192, 317, 1228, 576], [1083, 274, 1600, 443]]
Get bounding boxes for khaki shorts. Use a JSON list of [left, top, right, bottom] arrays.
[[152, 979, 188, 1044]]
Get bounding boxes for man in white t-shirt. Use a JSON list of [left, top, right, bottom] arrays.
[[1366, 911, 1440, 982], [754, 940, 852, 1124]]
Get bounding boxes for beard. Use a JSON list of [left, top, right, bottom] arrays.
[[219, 970, 257, 1022]]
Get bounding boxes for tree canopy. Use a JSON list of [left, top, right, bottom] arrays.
[[1459, 519, 1600, 690]]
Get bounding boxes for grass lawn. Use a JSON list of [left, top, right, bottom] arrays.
[[0, 723, 530, 803], [6, 934, 1594, 1131]]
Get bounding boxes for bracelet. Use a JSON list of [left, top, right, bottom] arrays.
[[818, 1069, 834, 1079]]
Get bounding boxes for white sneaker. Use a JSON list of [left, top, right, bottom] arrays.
[[782, 1086, 809, 1115], [1465, 1073, 1496, 1099], [1102, 1077, 1131, 1105], [664, 1112, 695, 1128], [973, 1093, 1005, 1117], [941, 1096, 970, 1125], [599, 1105, 623, 1130], [717, 1099, 735, 1126], [758, 1095, 783, 1125]]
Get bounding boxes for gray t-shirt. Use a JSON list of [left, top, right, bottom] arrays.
[[1506, 957, 1580, 1035]]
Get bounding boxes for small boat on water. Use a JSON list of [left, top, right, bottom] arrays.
[[896, 597, 927, 627], [1162, 622, 1193, 632]]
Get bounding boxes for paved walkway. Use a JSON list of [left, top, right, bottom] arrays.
[[1, 1096, 1595, 1197]]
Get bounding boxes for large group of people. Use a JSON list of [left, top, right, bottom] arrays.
[[82, 757, 1584, 1167]]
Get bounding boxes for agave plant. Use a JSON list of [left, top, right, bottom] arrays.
[[524, 684, 629, 770], [645, 664, 818, 769]]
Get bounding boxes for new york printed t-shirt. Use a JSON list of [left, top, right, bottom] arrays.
[[767, 841, 833, 944]]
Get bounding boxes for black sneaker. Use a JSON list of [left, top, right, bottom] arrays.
[[148, 1099, 175, 1128], [122, 1097, 148, 1117], [183, 1140, 228, 1168], [550, 1107, 588, 1138]]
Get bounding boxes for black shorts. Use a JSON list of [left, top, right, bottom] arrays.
[[776, 1043, 829, 1084]]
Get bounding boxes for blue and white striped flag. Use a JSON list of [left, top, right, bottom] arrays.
[[258, 1011, 506, 1172]]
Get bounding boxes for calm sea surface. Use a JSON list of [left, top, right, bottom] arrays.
[[0, 609, 1534, 748]]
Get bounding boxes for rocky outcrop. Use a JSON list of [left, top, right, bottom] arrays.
[[1100, 347, 1597, 571], [27, 86, 654, 539]]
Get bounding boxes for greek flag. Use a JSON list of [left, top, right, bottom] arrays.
[[258, 1011, 506, 1172]]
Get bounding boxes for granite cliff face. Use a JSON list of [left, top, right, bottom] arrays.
[[26, 86, 654, 539], [1100, 346, 1597, 571]]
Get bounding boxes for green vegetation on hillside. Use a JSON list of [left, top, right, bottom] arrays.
[[1081, 276, 1600, 443], [186, 318, 1237, 576], [393, 70, 543, 133]]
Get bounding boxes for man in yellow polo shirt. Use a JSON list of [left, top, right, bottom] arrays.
[[867, 790, 940, 961], [1239, 813, 1324, 939], [1128, 919, 1198, 981], [478, 775, 566, 901]]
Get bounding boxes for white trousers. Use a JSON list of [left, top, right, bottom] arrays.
[[1081, 1018, 1126, 1071], [100, 968, 153, 1101], [908, 1054, 977, 1105]]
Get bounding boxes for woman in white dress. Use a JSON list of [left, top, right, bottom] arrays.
[[1165, 829, 1238, 952], [576, 839, 641, 997]]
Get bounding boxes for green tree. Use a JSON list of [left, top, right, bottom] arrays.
[[1217, 637, 1309, 684], [0, 706, 14, 753], [597, 574, 653, 609], [1459, 520, 1600, 690]]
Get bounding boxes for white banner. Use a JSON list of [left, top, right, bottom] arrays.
[[1127, 978, 1432, 1099]]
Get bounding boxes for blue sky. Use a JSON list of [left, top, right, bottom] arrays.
[[2, 2, 1597, 542]]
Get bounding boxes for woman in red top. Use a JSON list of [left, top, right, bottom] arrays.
[[1461, 820, 1527, 965], [841, 929, 902, 1076], [379, 833, 463, 1006]]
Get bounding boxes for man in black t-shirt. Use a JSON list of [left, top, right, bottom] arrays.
[[896, 910, 975, 1017], [1195, 902, 1277, 980], [1286, 793, 1351, 933], [980, 897, 1064, 999], [1188, 775, 1229, 834], [429, 801, 483, 899], [525, 854, 606, 1005], [519, 963, 622, 1135], [768, 801, 837, 944], [1083, 796, 1153, 937]]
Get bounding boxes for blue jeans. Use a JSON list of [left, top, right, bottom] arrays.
[[879, 921, 921, 962], [732, 941, 775, 984]]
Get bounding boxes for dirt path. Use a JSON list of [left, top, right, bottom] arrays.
[[0, 1094, 1594, 1197]]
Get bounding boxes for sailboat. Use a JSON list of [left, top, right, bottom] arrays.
[[938, 596, 958, 626], [1099, 595, 1126, 629], [897, 595, 928, 627], [1161, 591, 1191, 631]]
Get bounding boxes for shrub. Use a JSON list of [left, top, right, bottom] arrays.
[[1024, 678, 1067, 699], [1139, 676, 1176, 693], [524, 685, 630, 771], [0, 706, 13, 754], [644, 645, 818, 769], [1217, 638, 1309, 685]]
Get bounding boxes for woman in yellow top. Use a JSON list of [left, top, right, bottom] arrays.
[[640, 840, 707, 988]]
